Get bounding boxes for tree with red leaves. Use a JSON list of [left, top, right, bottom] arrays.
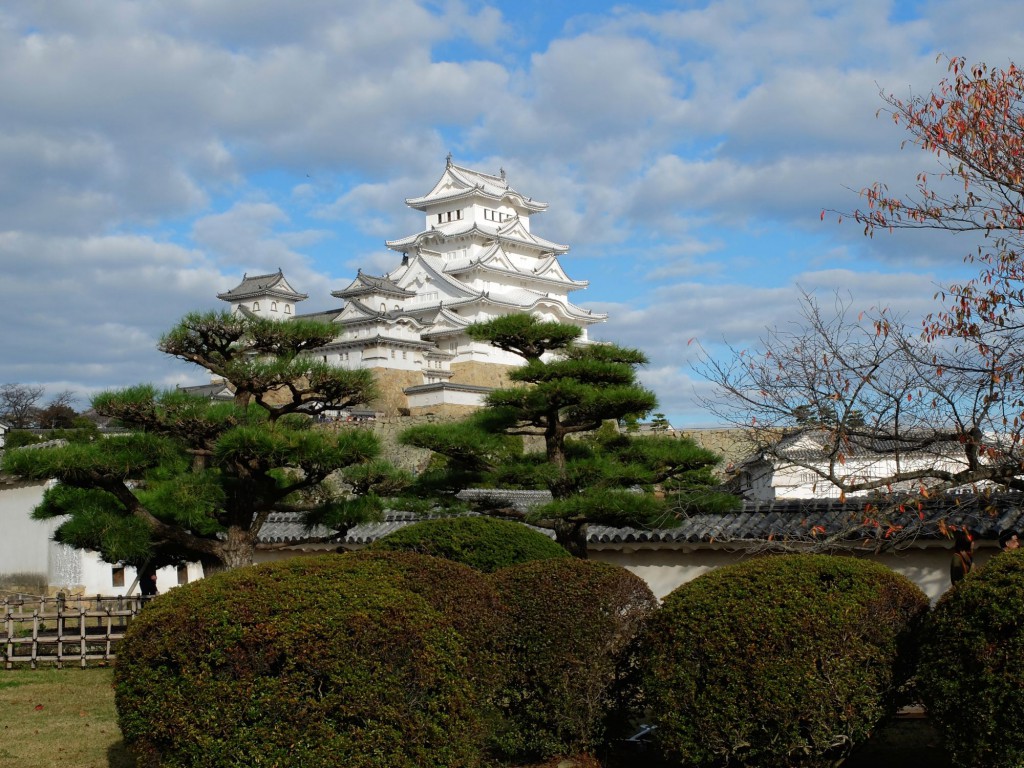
[[701, 58, 1024, 530]]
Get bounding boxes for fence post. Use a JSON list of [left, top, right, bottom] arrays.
[[56, 597, 65, 668], [30, 609, 40, 670], [3, 601, 11, 670]]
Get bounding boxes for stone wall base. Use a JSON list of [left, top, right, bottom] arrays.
[[366, 362, 518, 416], [450, 361, 517, 389], [368, 368, 425, 415]]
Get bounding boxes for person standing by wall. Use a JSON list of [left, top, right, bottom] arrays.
[[950, 529, 976, 585], [998, 529, 1020, 551], [139, 566, 159, 598]]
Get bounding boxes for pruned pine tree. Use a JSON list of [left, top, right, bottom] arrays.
[[400, 315, 737, 556], [2, 311, 409, 571]]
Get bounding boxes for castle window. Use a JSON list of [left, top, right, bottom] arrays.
[[391, 350, 396, 358], [177, 565, 189, 585], [253, 302, 260, 311], [438, 210, 463, 224], [285, 304, 292, 314], [271, 302, 278, 311], [402, 351, 407, 360], [112, 566, 125, 588]]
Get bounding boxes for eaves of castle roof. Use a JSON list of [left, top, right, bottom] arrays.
[[419, 308, 471, 339], [405, 162, 547, 214], [335, 299, 379, 322], [332, 307, 432, 330], [217, 269, 308, 302], [294, 308, 344, 324], [385, 220, 567, 255], [493, 217, 568, 253], [747, 429, 975, 465], [476, 289, 607, 323], [443, 248, 587, 291], [393, 252, 479, 299], [403, 381, 494, 396], [177, 382, 235, 401], [316, 334, 435, 352], [330, 269, 416, 300]]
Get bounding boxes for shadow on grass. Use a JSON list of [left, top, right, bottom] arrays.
[[843, 717, 951, 768], [108, 740, 137, 768]]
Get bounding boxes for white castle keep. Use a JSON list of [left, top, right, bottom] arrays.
[[216, 158, 606, 415]]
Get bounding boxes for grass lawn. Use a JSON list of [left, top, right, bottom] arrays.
[[0, 667, 135, 768], [0, 666, 949, 768]]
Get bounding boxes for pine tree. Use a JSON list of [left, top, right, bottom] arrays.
[[400, 315, 737, 556], [2, 311, 408, 571]]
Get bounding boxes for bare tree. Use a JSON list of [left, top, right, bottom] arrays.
[[700, 58, 1024, 531], [37, 390, 79, 429], [0, 383, 45, 428], [697, 290, 1024, 501]]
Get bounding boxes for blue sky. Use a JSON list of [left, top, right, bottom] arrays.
[[1, 0, 1021, 426]]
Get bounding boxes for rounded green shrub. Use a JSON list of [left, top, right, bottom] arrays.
[[488, 557, 658, 762], [640, 554, 929, 768], [369, 515, 570, 572], [917, 549, 1024, 768], [115, 554, 493, 768], [337, 550, 507, 694]]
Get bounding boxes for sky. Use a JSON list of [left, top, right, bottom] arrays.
[[2, 0, 1023, 427]]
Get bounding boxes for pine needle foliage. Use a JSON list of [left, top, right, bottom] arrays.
[[400, 316, 738, 555], [1, 311, 406, 570]]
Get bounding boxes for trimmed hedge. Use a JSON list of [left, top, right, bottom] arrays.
[[640, 554, 929, 768], [337, 550, 507, 695], [370, 515, 570, 572], [114, 555, 494, 768], [917, 549, 1024, 768], [488, 558, 658, 762]]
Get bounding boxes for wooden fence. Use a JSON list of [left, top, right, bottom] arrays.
[[2, 594, 149, 669]]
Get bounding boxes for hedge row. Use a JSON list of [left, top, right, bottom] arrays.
[[368, 515, 570, 572], [642, 555, 929, 768], [115, 539, 1023, 768], [917, 549, 1024, 768], [115, 550, 655, 768]]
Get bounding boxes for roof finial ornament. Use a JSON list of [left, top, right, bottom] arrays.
[[446, 152, 453, 167], [499, 167, 506, 180]]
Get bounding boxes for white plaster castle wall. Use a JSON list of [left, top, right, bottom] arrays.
[[406, 388, 487, 409], [0, 482, 57, 585], [592, 545, 977, 604], [72, 558, 201, 597], [1, 480, 203, 595]]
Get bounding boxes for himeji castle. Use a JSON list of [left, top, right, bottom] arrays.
[[217, 158, 606, 415]]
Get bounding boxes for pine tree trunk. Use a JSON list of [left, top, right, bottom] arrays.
[[554, 518, 589, 559], [216, 525, 257, 570]]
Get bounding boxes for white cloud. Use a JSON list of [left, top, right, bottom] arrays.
[[4, 0, 1024, 427]]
